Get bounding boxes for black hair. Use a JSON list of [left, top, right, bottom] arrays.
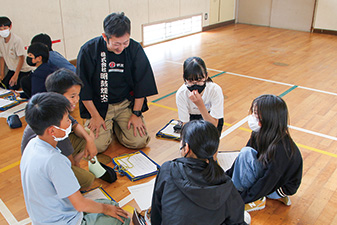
[[103, 12, 131, 38], [181, 120, 226, 185], [27, 42, 49, 63], [0, 17, 11, 27], [250, 94, 296, 166], [45, 68, 83, 94], [31, 33, 53, 51], [25, 92, 70, 135], [183, 56, 211, 82]]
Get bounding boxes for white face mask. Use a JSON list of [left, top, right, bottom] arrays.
[[0, 29, 10, 38], [248, 115, 261, 132], [53, 123, 72, 141]]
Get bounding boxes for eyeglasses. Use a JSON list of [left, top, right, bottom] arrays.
[[185, 79, 206, 87]]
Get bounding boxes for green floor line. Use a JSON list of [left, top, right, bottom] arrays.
[[151, 71, 227, 103], [279, 85, 298, 97]]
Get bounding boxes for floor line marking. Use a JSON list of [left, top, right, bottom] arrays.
[[289, 125, 337, 141], [297, 86, 337, 96], [279, 85, 298, 97], [0, 198, 19, 224], [18, 218, 32, 225], [220, 117, 248, 140], [149, 102, 178, 111], [166, 61, 337, 96], [225, 71, 294, 87], [0, 161, 20, 174], [296, 143, 337, 158], [151, 71, 226, 103], [118, 194, 134, 207]]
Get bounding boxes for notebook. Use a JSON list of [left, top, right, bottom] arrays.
[[112, 151, 160, 182], [155, 119, 181, 141], [0, 98, 19, 111], [83, 186, 114, 201], [0, 88, 11, 97], [217, 151, 240, 172]]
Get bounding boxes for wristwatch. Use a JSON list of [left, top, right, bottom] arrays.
[[132, 110, 142, 117]]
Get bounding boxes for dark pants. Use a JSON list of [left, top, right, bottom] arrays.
[[2, 70, 31, 90], [20, 75, 32, 98], [190, 114, 224, 135]]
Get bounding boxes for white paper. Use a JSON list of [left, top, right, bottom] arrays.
[[83, 188, 110, 200], [217, 151, 240, 171], [0, 102, 26, 118], [128, 179, 155, 211], [117, 152, 158, 177], [0, 88, 11, 97]]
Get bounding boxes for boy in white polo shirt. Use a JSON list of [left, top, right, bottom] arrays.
[[0, 16, 31, 90]]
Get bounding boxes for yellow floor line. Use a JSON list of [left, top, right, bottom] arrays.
[[0, 161, 20, 173], [150, 103, 337, 158], [1, 105, 335, 174]]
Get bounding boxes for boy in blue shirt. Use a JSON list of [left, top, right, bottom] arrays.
[[30, 33, 76, 73], [21, 92, 129, 224]]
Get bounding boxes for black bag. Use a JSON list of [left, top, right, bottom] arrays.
[[7, 114, 22, 128]]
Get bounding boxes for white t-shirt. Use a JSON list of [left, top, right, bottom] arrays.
[[0, 33, 31, 72], [176, 81, 224, 122]]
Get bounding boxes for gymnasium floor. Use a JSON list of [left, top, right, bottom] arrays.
[[0, 23, 337, 224]]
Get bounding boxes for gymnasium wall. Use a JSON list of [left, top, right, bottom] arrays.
[[313, 0, 337, 31], [237, 0, 337, 33], [1, 0, 235, 61]]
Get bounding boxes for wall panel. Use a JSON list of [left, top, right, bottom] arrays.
[[270, 0, 315, 32], [148, 0, 180, 23], [237, 0, 272, 26], [109, 0, 149, 42], [314, 0, 337, 30], [60, 0, 109, 59], [1, 0, 64, 55], [180, 0, 210, 26]]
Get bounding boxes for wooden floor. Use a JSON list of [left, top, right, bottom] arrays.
[[1, 23, 337, 224]]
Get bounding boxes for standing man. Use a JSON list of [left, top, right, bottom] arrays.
[[77, 12, 158, 153]]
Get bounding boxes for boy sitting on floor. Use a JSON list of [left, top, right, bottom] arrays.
[[21, 92, 129, 224], [21, 68, 99, 190], [21, 42, 58, 98]]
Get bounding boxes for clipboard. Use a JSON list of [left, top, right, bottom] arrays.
[[112, 150, 160, 182], [217, 151, 240, 172], [155, 119, 181, 141], [82, 186, 114, 201], [0, 98, 19, 111], [0, 87, 11, 97]]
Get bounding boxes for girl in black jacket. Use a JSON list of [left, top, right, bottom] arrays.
[[227, 94, 303, 212], [151, 120, 249, 225]]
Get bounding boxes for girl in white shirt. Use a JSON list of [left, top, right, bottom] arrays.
[[176, 56, 224, 134]]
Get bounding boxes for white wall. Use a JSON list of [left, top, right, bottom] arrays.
[[314, 0, 337, 31], [3, 0, 235, 61]]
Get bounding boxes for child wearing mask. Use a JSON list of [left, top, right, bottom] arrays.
[[21, 42, 58, 97], [176, 56, 224, 134], [0, 16, 31, 90], [226, 94, 303, 212], [151, 120, 250, 225]]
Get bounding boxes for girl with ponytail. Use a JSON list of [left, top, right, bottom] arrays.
[[151, 120, 249, 225]]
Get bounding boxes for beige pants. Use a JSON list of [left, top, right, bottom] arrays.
[[85, 100, 150, 153], [69, 133, 95, 189]]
